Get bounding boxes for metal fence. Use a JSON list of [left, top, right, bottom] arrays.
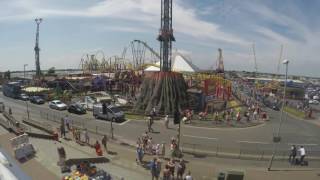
[[181, 136, 320, 163]]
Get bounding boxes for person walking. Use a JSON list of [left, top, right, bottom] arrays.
[[236, 111, 241, 123], [94, 140, 103, 156], [164, 115, 169, 129], [214, 111, 219, 124], [149, 158, 160, 180], [136, 144, 144, 165], [64, 115, 70, 131], [84, 128, 90, 144], [177, 159, 186, 180], [230, 109, 235, 121], [60, 123, 66, 139], [289, 145, 297, 164], [102, 135, 108, 153], [167, 159, 175, 178], [298, 146, 306, 165], [162, 165, 171, 180], [147, 116, 154, 132]]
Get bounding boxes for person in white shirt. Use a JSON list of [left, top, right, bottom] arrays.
[[298, 146, 306, 164]]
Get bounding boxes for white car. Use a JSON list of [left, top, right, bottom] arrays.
[[309, 99, 319, 105], [49, 100, 67, 110]]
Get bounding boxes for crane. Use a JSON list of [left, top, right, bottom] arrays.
[[276, 44, 284, 75], [252, 43, 258, 74]]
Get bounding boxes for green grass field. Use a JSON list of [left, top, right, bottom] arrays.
[[283, 106, 305, 119]]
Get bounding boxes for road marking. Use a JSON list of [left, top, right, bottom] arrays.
[[182, 134, 217, 140], [118, 119, 131, 126], [287, 143, 318, 146], [238, 141, 270, 145]]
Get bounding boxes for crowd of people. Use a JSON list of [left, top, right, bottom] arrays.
[[148, 157, 192, 180]]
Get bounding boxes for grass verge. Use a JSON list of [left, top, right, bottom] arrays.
[[283, 106, 305, 119]]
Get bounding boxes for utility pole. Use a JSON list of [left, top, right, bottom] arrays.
[[34, 18, 43, 78], [268, 59, 289, 171]]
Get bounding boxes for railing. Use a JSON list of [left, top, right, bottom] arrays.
[[181, 137, 320, 163]]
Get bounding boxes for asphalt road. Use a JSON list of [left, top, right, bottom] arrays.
[[1, 93, 320, 156]]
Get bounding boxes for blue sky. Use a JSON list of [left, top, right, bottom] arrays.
[[1, 0, 320, 77]]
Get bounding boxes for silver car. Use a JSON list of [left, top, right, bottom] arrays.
[[49, 100, 67, 110]]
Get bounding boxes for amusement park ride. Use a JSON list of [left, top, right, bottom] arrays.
[[79, 40, 160, 74], [75, 0, 232, 114]]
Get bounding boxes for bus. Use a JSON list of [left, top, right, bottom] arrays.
[[2, 82, 21, 99]]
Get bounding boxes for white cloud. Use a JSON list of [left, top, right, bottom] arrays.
[[0, 0, 246, 45]]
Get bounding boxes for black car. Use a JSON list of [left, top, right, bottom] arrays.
[[30, 96, 45, 104], [68, 103, 86, 114]]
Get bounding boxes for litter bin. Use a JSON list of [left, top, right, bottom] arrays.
[[218, 172, 226, 180]]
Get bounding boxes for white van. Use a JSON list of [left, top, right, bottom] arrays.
[[93, 104, 125, 122]]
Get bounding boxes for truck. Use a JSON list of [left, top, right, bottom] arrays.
[[93, 104, 125, 122], [2, 82, 21, 99]]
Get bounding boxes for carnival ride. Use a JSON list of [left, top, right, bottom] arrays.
[[79, 40, 160, 74]]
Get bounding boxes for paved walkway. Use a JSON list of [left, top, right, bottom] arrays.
[[2, 120, 320, 179]]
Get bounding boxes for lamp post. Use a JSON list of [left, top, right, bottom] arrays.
[[24, 64, 28, 79], [268, 59, 289, 171]]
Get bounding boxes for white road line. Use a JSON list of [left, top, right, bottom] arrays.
[[182, 134, 217, 140], [238, 141, 270, 145], [118, 119, 131, 126], [287, 143, 318, 146]]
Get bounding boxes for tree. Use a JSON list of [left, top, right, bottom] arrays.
[[4, 70, 10, 80]]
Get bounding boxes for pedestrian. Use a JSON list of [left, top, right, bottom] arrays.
[[289, 145, 297, 164], [236, 111, 241, 123], [230, 109, 235, 121], [150, 158, 159, 180], [226, 111, 231, 125], [177, 159, 186, 180], [64, 115, 70, 131], [136, 144, 144, 164], [102, 135, 108, 153], [60, 123, 66, 138], [222, 111, 226, 121], [8, 107, 12, 115], [298, 146, 306, 165], [246, 111, 250, 122], [214, 111, 219, 124], [164, 115, 169, 129], [147, 116, 154, 132], [184, 171, 193, 180], [95, 140, 103, 156], [163, 165, 171, 180], [84, 128, 90, 144], [253, 109, 258, 121], [161, 142, 166, 157], [167, 159, 175, 177]]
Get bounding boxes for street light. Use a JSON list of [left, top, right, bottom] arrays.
[[24, 64, 28, 79], [268, 59, 289, 171]]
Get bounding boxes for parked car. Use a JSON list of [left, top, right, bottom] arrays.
[[68, 103, 86, 114], [93, 104, 125, 122], [29, 96, 45, 104], [309, 99, 319, 105], [18, 93, 29, 101], [49, 100, 67, 110]]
